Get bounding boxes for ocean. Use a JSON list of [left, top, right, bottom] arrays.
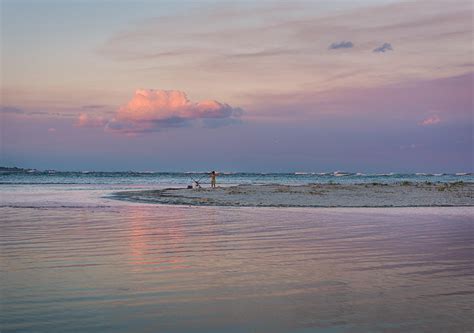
[[1, 170, 472, 187], [1, 170, 473, 332]]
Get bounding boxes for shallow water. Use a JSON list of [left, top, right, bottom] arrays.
[[1, 185, 473, 332]]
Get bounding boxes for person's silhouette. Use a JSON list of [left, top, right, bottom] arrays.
[[210, 171, 217, 188]]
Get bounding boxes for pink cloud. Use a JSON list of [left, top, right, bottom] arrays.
[[75, 113, 108, 128], [106, 89, 242, 133], [420, 115, 441, 126], [47, 127, 56, 132]]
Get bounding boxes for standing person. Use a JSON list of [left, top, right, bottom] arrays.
[[210, 171, 218, 188]]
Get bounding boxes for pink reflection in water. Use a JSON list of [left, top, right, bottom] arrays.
[[126, 207, 188, 271]]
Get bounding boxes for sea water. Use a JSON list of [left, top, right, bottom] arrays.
[[1, 170, 472, 187]]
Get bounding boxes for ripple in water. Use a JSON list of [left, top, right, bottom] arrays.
[[1, 206, 473, 332]]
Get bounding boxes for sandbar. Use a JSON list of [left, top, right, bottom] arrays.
[[113, 182, 474, 207]]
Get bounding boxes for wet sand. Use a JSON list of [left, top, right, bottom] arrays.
[[1, 203, 473, 332], [114, 182, 474, 207]]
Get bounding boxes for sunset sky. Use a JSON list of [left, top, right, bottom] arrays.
[[1, 0, 472, 172]]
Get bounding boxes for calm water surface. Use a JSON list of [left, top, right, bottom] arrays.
[[1, 184, 473, 332]]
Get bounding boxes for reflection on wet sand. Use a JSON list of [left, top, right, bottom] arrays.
[[127, 207, 188, 271], [1, 206, 473, 332]]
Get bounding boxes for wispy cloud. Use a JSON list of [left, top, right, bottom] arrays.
[[1, 106, 24, 114], [82, 104, 108, 109], [420, 115, 441, 126], [76, 113, 108, 128], [1, 105, 75, 118], [228, 49, 298, 58], [329, 41, 353, 50], [243, 72, 472, 125], [96, 0, 471, 104], [373, 42, 393, 53]]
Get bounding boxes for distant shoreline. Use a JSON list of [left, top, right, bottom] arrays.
[[112, 182, 474, 208], [1, 166, 472, 175]]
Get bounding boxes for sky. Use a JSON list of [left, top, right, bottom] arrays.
[[1, 0, 472, 172]]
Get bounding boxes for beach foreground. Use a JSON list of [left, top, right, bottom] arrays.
[[1, 182, 474, 332], [114, 182, 474, 207], [2, 204, 473, 333]]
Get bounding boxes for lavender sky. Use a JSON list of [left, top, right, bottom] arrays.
[[1, 0, 472, 172]]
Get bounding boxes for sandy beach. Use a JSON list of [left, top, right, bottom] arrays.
[[114, 182, 474, 207]]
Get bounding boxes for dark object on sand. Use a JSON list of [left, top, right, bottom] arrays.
[[189, 174, 206, 189]]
